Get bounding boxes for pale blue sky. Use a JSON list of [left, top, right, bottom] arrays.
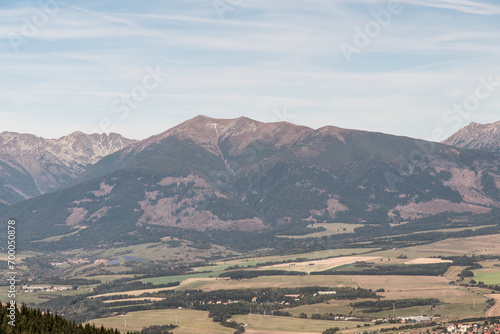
[[1, 0, 499, 141]]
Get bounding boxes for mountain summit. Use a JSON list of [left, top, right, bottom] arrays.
[[124, 115, 313, 158], [443, 121, 500, 152]]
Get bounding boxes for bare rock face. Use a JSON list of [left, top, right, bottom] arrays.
[[0, 131, 136, 205], [443, 121, 500, 152]]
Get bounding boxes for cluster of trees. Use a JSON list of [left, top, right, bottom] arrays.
[[379, 322, 437, 332], [38, 277, 101, 286], [460, 268, 475, 277], [201, 287, 376, 322], [458, 263, 482, 278], [117, 260, 214, 278], [272, 310, 292, 316], [139, 324, 177, 334], [219, 270, 306, 279], [468, 281, 500, 292], [311, 313, 346, 320], [442, 255, 481, 266], [275, 224, 326, 236], [323, 328, 341, 334], [313, 263, 450, 276], [0, 303, 121, 334], [220, 320, 245, 333], [353, 298, 441, 313], [40, 294, 106, 323]]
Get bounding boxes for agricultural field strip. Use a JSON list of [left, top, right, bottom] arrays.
[[245, 331, 318, 334], [179, 275, 356, 291], [473, 269, 500, 285], [486, 294, 500, 317], [404, 258, 452, 264], [374, 225, 498, 240], [201, 248, 380, 272], [351, 275, 453, 291], [87, 309, 234, 333], [405, 234, 500, 256], [231, 314, 370, 333], [91, 286, 182, 299], [277, 223, 365, 239], [102, 297, 165, 303], [260, 256, 380, 272]]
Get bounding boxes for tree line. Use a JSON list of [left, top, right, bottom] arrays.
[[0, 303, 122, 334], [312, 263, 450, 276]]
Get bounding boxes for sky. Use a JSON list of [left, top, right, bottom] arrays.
[[1, 0, 500, 141]]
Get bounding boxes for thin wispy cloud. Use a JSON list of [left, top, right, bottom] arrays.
[[401, 0, 500, 15], [119, 12, 279, 28], [0, 0, 499, 140], [65, 5, 140, 26]]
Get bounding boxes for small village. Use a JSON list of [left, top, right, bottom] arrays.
[[21, 285, 74, 293]]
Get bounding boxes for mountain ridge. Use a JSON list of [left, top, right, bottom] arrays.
[[2, 115, 500, 252], [443, 120, 500, 152], [0, 131, 137, 207]]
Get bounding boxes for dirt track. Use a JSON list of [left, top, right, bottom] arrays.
[[246, 331, 318, 334], [262, 256, 380, 273], [404, 258, 452, 264]]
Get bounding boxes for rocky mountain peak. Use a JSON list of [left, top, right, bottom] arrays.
[[0, 131, 137, 205], [443, 120, 500, 152], [47, 131, 137, 165]]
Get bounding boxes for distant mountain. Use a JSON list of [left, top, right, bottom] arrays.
[[0, 131, 136, 207], [2, 116, 500, 250], [443, 121, 500, 152]]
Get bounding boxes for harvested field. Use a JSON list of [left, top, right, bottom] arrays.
[[91, 286, 178, 299], [486, 294, 500, 317], [262, 256, 380, 273], [352, 275, 452, 293], [246, 331, 317, 334], [205, 248, 379, 271], [284, 300, 353, 316], [405, 234, 500, 256], [379, 286, 482, 304], [232, 314, 368, 333], [88, 309, 233, 333], [404, 258, 453, 264], [180, 275, 356, 291], [102, 297, 164, 303]]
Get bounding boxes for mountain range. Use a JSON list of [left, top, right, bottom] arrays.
[[1, 116, 499, 250], [443, 120, 500, 152], [0, 131, 136, 209]]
